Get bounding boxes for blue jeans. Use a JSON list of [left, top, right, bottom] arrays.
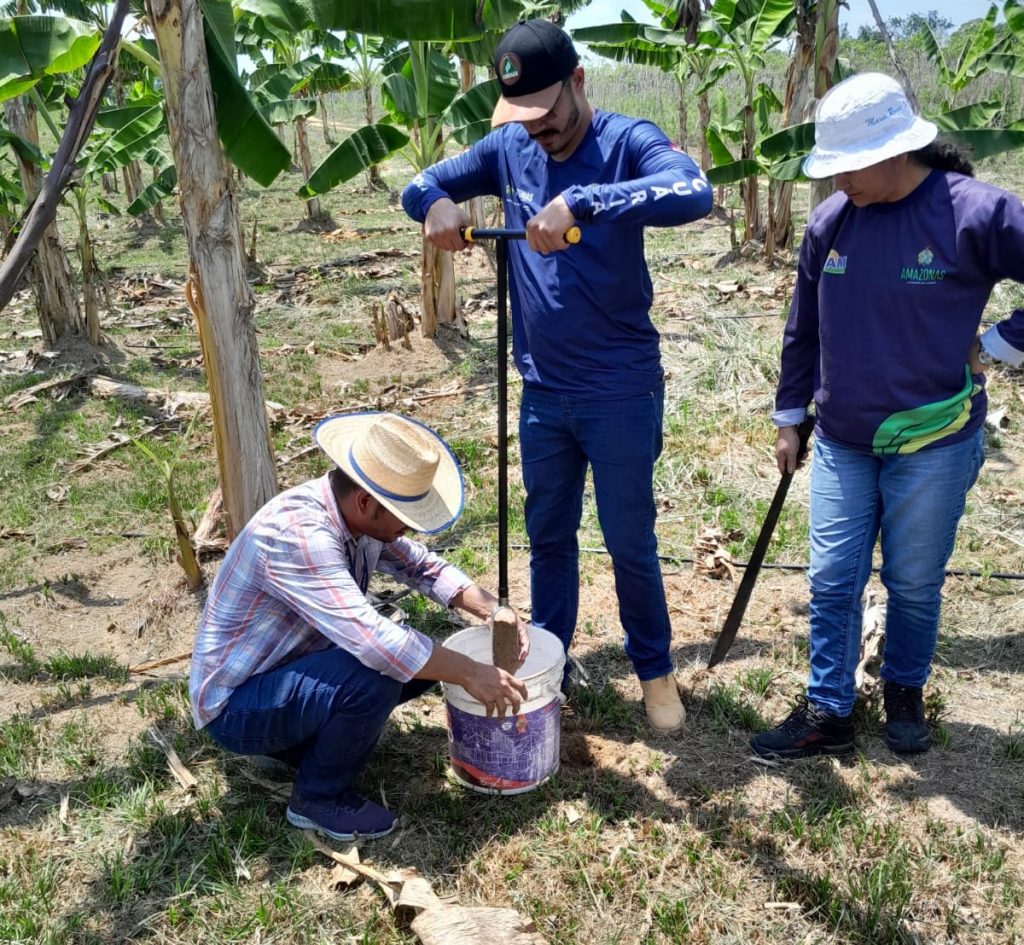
[[519, 384, 673, 681], [205, 646, 435, 802], [806, 430, 984, 715]]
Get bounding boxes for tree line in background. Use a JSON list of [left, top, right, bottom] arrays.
[[1, 0, 1024, 544]]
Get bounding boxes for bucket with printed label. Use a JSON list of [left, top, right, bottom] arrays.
[[441, 624, 565, 795]]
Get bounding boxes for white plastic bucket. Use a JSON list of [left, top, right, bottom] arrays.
[[441, 624, 565, 795]]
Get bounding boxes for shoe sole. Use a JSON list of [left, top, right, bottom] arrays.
[[285, 807, 396, 841], [750, 741, 855, 763], [885, 736, 931, 755]]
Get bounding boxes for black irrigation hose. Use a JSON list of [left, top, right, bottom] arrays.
[[495, 543, 1024, 582]]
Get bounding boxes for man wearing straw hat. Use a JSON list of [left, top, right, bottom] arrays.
[[190, 412, 529, 841]]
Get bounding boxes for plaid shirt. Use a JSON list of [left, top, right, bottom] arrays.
[[190, 474, 472, 728]]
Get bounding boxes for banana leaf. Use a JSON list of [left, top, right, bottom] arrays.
[[298, 122, 408, 198], [198, 0, 239, 70], [571, 21, 689, 47], [296, 60, 351, 94], [759, 121, 814, 160], [706, 126, 737, 165], [201, 8, 290, 185], [128, 164, 177, 215], [941, 128, 1024, 160], [449, 77, 499, 145], [382, 49, 459, 124], [95, 103, 160, 131], [306, 0, 524, 40], [259, 97, 317, 124], [768, 154, 805, 181], [930, 100, 1002, 132], [0, 14, 99, 102], [91, 104, 165, 172], [234, 0, 315, 35], [706, 157, 761, 185], [0, 127, 45, 166]]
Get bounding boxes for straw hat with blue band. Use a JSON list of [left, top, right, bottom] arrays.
[[313, 412, 465, 535]]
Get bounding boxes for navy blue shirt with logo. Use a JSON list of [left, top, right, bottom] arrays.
[[775, 170, 1024, 453], [402, 111, 712, 399]]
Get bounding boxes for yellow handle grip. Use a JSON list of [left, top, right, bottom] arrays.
[[461, 225, 582, 244]]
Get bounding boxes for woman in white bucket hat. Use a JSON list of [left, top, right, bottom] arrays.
[[751, 72, 1024, 762], [190, 412, 530, 842]]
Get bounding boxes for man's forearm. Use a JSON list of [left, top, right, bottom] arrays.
[[450, 583, 499, 623]]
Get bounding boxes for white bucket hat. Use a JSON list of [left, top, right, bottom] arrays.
[[314, 412, 464, 535], [803, 72, 938, 179]]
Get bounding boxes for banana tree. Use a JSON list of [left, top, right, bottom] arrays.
[[0, 14, 101, 340], [70, 97, 170, 340], [923, 2, 1024, 110], [241, 0, 529, 334], [697, 0, 795, 241], [572, 2, 717, 168], [145, 0, 290, 537], [237, 11, 352, 222], [807, 0, 838, 210], [343, 32, 398, 189], [724, 99, 1024, 253]]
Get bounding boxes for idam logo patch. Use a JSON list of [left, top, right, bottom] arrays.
[[823, 249, 848, 275]]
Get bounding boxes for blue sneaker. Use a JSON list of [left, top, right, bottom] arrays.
[[286, 791, 396, 841]]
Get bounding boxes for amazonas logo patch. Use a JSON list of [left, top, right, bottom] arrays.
[[823, 249, 847, 275], [499, 53, 521, 86], [901, 246, 946, 284]]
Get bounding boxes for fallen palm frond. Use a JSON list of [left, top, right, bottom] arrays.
[[306, 833, 549, 945]]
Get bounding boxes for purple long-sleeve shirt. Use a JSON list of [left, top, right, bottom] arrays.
[[189, 474, 472, 728], [775, 170, 1024, 453], [403, 110, 712, 398]]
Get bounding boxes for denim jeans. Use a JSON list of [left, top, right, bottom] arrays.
[[205, 646, 435, 802], [806, 429, 984, 715], [519, 383, 673, 681]]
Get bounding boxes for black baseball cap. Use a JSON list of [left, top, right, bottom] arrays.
[[491, 19, 579, 127]]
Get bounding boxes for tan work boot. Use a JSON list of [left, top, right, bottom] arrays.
[[640, 673, 686, 733]]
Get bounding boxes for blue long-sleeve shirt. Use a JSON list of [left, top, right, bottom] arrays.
[[775, 170, 1024, 454], [403, 111, 712, 398]]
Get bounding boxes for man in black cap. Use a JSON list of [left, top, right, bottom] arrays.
[[402, 19, 712, 734]]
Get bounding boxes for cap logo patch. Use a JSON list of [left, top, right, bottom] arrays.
[[499, 53, 521, 86]]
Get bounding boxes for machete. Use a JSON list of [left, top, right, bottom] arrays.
[[707, 413, 816, 668]]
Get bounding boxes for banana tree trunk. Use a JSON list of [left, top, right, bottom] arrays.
[[767, 3, 816, 259], [152, 163, 166, 225], [123, 160, 144, 206], [810, 0, 840, 213], [741, 103, 762, 242], [4, 96, 80, 343], [75, 189, 102, 344], [295, 116, 323, 221], [698, 91, 712, 172], [676, 74, 688, 149], [420, 237, 458, 338], [459, 58, 486, 228], [113, 64, 154, 225], [318, 93, 333, 144], [363, 82, 384, 190], [146, 0, 278, 539]]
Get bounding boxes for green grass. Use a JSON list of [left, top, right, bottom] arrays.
[[0, 623, 127, 683]]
